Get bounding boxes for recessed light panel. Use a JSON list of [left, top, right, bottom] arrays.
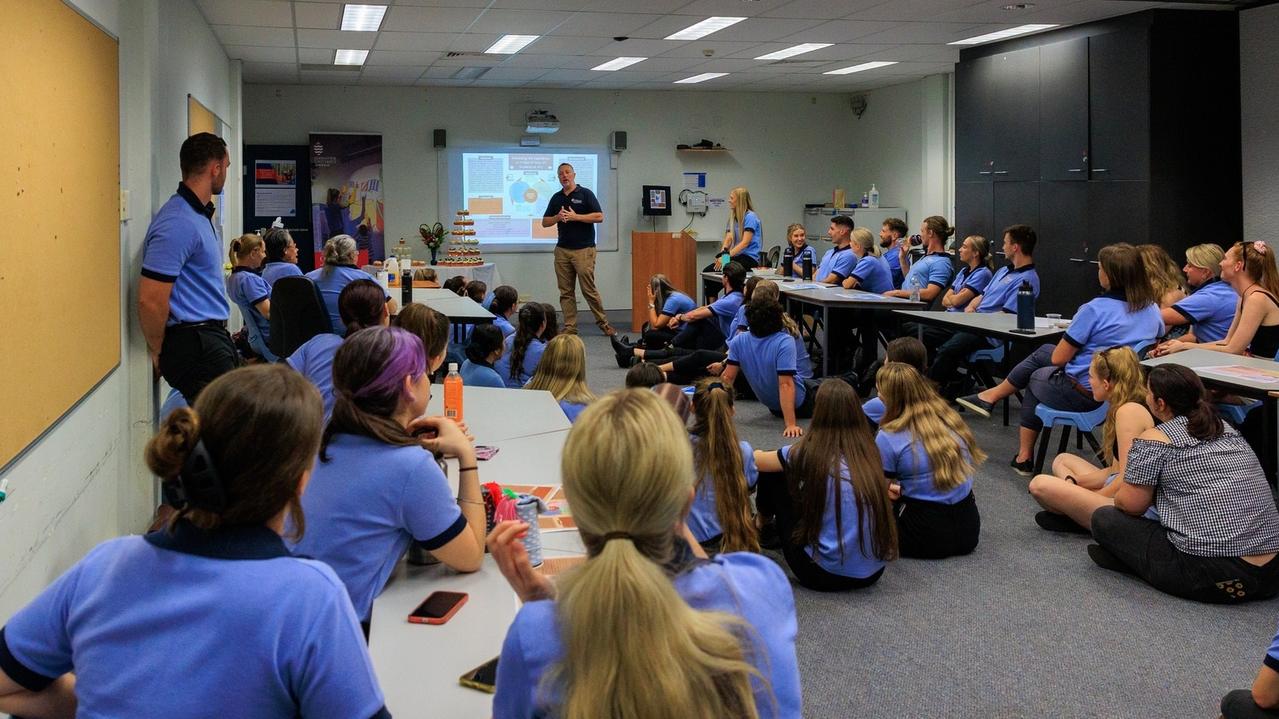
[[755, 43, 832, 61], [591, 57, 647, 71], [949, 24, 1058, 46], [823, 61, 897, 75], [674, 72, 729, 84], [340, 5, 386, 32], [665, 17, 746, 41], [334, 49, 369, 66], [485, 35, 540, 54]]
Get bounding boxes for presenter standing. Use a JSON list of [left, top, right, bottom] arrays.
[[138, 133, 238, 402], [543, 162, 615, 336]]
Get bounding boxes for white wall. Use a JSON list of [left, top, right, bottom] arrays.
[[243, 79, 949, 308], [1241, 4, 1279, 244], [0, 0, 239, 619]]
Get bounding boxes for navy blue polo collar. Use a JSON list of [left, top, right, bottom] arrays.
[[925, 250, 949, 258], [176, 183, 216, 219], [1102, 289, 1127, 301], [230, 266, 260, 275], [1009, 263, 1036, 273], [1192, 278, 1220, 293], [830, 244, 851, 253], [145, 519, 292, 560]]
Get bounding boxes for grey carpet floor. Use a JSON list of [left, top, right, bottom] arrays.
[[574, 320, 1273, 719]]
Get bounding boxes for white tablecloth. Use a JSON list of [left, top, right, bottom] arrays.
[[430, 262, 501, 288]]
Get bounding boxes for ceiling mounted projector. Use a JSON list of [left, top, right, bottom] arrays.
[[525, 109, 559, 134]]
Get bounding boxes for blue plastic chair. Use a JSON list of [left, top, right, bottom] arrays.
[[964, 343, 1020, 425], [1216, 400, 1263, 426], [1033, 402, 1110, 474]]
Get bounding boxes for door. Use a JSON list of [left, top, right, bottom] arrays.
[[243, 144, 315, 272], [988, 46, 1041, 182], [1088, 181, 1150, 249], [1038, 182, 1093, 314], [1089, 27, 1150, 182], [955, 55, 996, 182], [1039, 37, 1089, 182], [955, 182, 994, 247]]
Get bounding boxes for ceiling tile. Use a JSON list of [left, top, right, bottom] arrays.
[[547, 12, 667, 37], [418, 78, 480, 86], [384, 5, 487, 32], [361, 65, 427, 79], [211, 24, 294, 47], [704, 17, 827, 42], [534, 68, 600, 83], [579, 78, 643, 89], [685, 58, 762, 72], [467, 9, 575, 35], [586, 39, 685, 56], [367, 50, 443, 66], [298, 47, 333, 63], [223, 44, 296, 63], [517, 35, 615, 55], [671, 0, 779, 17], [501, 53, 596, 69], [489, 0, 593, 9], [774, 19, 902, 43], [300, 69, 362, 84], [761, 0, 885, 19], [195, 0, 292, 26], [585, 0, 690, 13], [375, 32, 460, 51], [294, 2, 341, 30], [444, 34, 503, 52], [470, 78, 533, 87], [660, 41, 760, 58], [242, 61, 300, 82], [423, 66, 463, 78], [297, 29, 377, 49], [481, 67, 552, 80], [396, 0, 489, 6], [854, 22, 991, 44], [851, 0, 977, 21], [606, 56, 706, 72]]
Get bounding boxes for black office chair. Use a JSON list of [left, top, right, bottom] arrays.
[[765, 245, 781, 269], [269, 276, 333, 359]]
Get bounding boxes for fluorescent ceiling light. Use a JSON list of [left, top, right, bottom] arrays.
[[485, 34, 540, 54], [674, 72, 728, 84], [948, 24, 1058, 45], [334, 49, 369, 66], [823, 60, 897, 75], [341, 4, 386, 32], [754, 43, 832, 61], [665, 17, 746, 41], [591, 57, 647, 71]]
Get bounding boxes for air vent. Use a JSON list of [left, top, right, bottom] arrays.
[[300, 63, 360, 72], [445, 51, 486, 58], [451, 67, 490, 80]]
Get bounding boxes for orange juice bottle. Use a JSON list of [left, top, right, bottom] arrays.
[[444, 363, 464, 422]]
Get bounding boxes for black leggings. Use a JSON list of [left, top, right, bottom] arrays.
[[757, 471, 885, 592], [1090, 507, 1279, 604], [895, 492, 981, 559], [670, 317, 727, 351], [642, 326, 678, 348], [1222, 690, 1279, 718]]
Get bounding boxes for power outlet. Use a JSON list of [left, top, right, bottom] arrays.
[[119, 189, 130, 222]]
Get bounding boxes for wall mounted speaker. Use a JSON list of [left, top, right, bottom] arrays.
[[610, 131, 627, 152], [433, 129, 446, 148]]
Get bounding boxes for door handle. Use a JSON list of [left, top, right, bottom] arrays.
[[1069, 258, 1099, 265], [993, 170, 1009, 175], [978, 171, 993, 175], [1067, 168, 1083, 172], [1092, 168, 1108, 173]]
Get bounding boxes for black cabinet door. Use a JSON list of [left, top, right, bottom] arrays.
[[989, 46, 1041, 182], [1088, 180, 1150, 248], [993, 182, 1040, 242], [955, 56, 996, 182], [1038, 182, 1094, 314], [1039, 37, 1089, 182], [1089, 27, 1150, 181], [955, 182, 994, 244]]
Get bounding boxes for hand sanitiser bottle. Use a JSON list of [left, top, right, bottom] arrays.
[[444, 363, 464, 422], [869, 184, 880, 209]]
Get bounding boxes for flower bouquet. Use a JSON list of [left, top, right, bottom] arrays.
[[419, 222, 445, 265]]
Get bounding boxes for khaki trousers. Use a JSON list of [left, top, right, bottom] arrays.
[[553, 246, 610, 332]]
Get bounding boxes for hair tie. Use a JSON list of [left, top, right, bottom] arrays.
[[706, 382, 726, 393], [1254, 241, 1268, 255], [602, 531, 633, 543]]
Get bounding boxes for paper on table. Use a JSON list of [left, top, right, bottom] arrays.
[[1197, 365, 1279, 385], [785, 283, 826, 290], [835, 292, 897, 301]]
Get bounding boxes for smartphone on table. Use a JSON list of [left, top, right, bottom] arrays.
[[407, 590, 468, 624], [459, 656, 499, 693]]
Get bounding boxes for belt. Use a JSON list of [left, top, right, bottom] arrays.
[[169, 320, 228, 331]]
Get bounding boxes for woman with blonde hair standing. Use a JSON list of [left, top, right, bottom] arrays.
[[488, 389, 801, 718], [710, 186, 762, 271]]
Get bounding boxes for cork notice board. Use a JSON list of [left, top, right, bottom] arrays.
[[0, 0, 121, 470]]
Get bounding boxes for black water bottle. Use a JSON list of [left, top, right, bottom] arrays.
[[781, 246, 794, 278], [1016, 280, 1034, 330], [402, 269, 413, 309], [802, 254, 813, 281]]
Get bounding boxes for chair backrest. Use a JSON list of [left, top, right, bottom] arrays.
[[236, 302, 277, 362], [269, 276, 333, 358], [765, 245, 781, 268]]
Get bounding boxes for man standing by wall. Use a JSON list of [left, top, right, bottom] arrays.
[[542, 162, 615, 336], [138, 132, 237, 402]]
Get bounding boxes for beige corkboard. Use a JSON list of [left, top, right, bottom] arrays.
[[0, 0, 120, 470]]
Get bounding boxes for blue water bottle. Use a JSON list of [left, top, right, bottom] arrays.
[[1016, 280, 1034, 330]]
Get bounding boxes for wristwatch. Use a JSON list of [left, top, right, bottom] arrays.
[[648, 303, 655, 309]]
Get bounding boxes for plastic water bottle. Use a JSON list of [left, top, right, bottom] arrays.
[[869, 184, 880, 209], [1017, 281, 1035, 330], [385, 254, 399, 281], [802, 254, 813, 281], [444, 363, 464, 422], [861, 190, 870, 207], [781, 245, 794, 277], [909, 275, 922, 303], [401, 269, 413, 309]]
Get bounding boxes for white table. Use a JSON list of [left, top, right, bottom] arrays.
[[893, 309, 1068, 343], [370, 428, 577, 718], [433, 262, 502, 289], [423, 385, 570, 444]]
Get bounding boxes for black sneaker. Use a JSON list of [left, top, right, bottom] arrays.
[[1034, 510, 1089, 534], [1087, 544, 1135, 575], [758, 521, 781, 550], [1010, 456, 1034, 477], [957, 394, 993, 418], [610, 335, 634, 369]]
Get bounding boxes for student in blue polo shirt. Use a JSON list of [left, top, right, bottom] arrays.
[[941, 235, 994, 312], [490, 285, 519, 338], [461, 323, 506, 388], [842, 227, 894, 294], [960, 243, 1163, 476], [526, 334, 597, 422], [686, 379, 759, 553], [879, 217, 910, 287], [815, 216, 857, 284], [877, 363, 984, 558], [722, 299, 817, 437], [292, 327, 486, 624], [622, 263, 749, 364], [862, 337, 928, 427], [306, 234, 393, 336], [614, 274, 702, 366], [1157, 243, 1236, 344], [487, 389, 801, 719], [785, 223, 818, 276], [260, 227, 303, 286], [927, 224, 1040, 394], [226, 233, 276, 361], [139, 132, 237, 402], [885, 215, 955, 303], [496, 303, 548, 388], [287, 279, 387, 418], [754, 379, 898, 591], [0, 365, 388, 718], [709, 186, 763, 271]]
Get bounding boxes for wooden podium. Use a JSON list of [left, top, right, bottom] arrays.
[[631, 231, 697, 332]]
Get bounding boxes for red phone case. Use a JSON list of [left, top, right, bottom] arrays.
[[407, 591, 468, 625]]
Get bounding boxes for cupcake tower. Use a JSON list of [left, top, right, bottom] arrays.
[[441, 209, 483, 266]]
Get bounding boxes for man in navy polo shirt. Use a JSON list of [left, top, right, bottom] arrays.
[[138, 133, 237, 401], [542, 162, 615, 336]]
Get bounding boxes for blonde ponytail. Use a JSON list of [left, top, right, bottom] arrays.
[[551, 389, 764, 719], [692, 379, 758, 554]]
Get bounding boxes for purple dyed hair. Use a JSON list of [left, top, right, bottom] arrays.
[[349, 326, 427, 401]]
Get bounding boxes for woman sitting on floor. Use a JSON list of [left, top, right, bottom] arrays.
[[1026, 346, 1155, 533], [686, 378, 759, 554], [495, 303, 548, 389], [633, 273, 697, 350], [1220, 620, 1279, 718], [487, 388, 801, 718], [959, 243, 1163, 476], [721, 299, 818, 438], [1088, 364, 1279, 603], [525, 334, 596, 422], [397, 302, 450, 382], [460, 323, 506, 389], [862, 336, 928, 427], [489, 285, 519, 338], [878, 362, 985, 558], [754, 379, 898, 591]]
